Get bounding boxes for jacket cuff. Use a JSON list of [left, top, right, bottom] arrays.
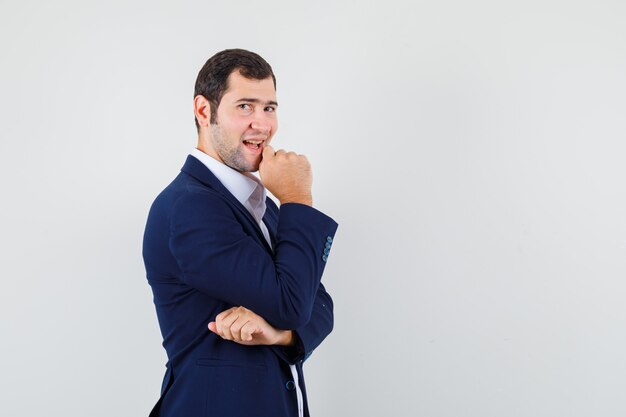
[[270, 331, 306, 365]]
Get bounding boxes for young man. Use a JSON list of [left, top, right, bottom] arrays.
[[143, 49, 338, 417]]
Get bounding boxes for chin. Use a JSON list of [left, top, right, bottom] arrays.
[[248, 158, 262, 172], [236, 161, 260, 173], [227, 153, 261, 172]]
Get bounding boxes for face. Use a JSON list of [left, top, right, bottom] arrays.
[[198, 71, 278, 172]]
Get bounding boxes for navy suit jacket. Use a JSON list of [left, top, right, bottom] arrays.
[[142, 155, 338, 417]]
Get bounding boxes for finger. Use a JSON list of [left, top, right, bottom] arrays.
[[230, 318, 251, 342], [216, 309, 239, 340], [221, 314, 240, 340], [274, 149, 286, 156], [240, 321, 261, 342], [214, 308, 232, 337], [262, 145, 275, 159], [215, 307, 236, 323]]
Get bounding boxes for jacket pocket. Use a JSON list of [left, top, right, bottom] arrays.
[[196, 357, 267, 370], [197, 358, 271, 416]]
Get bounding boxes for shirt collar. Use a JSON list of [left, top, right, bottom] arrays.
[[190, 148, 266, 222]]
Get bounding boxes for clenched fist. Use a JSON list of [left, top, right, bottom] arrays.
[[259, 145, 313, 206]]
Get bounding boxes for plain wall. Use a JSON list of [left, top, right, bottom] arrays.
[[1, 1, 625, 416]]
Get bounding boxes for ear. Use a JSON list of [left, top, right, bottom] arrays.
[[194, 95, 212, 128]]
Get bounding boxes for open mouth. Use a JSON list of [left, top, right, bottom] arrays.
[[243, 139, 264, 151]]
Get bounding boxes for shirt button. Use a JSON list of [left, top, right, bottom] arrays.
[[285, 380, 296, 391]]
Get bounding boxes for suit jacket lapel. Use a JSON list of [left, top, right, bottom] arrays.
[[263, 197, 279, 247], [180, 155, 274, 254], [262, 198, 280, 250]]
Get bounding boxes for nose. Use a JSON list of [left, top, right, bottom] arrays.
[[250, 112, 272, 135]]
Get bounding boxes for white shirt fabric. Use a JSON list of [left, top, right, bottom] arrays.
[[190, 148, 304, 417]]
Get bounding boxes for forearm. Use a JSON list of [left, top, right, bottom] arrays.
[[171, 196, 338, 329]]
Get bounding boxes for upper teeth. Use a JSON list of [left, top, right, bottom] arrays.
[[246, 140, 262, 144]]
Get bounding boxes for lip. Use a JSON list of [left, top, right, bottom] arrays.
[[242, 136, 267, 142], [242, 138, 265, 153]]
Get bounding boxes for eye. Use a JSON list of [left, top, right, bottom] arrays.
[[265, 106, 276, 113], [238, 103, 252, 111]]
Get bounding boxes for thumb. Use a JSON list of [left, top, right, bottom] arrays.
[[208, 322, 217, 333], [262, 145, 275, 160]]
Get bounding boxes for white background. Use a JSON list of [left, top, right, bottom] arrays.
[[1, 1, 625, 416]]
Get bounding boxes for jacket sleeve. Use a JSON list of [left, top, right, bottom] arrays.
[[271, 282, 334, 364], [169, 188, 338, 330]]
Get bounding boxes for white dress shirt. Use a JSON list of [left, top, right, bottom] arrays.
[[190, 148, 304, 417]]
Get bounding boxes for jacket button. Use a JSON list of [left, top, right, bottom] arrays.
[[285, 380, 296, 391], [326, 236, 333, 243], [323, 247, 330, 255], [325, 242, 332, 249], [322, 255, 328, 262]]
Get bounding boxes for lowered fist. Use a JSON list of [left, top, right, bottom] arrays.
[[208, 306, 294, 347]]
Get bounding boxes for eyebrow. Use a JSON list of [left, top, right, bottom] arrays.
[[235, 98, 278, 106]]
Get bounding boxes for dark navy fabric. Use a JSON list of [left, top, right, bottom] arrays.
[[143, 156, 338, 417]]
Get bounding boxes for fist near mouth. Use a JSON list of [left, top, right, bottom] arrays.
[[259, 145, 313, 206]]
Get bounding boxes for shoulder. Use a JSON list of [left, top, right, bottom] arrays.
[[171, 181, 230, 218]]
